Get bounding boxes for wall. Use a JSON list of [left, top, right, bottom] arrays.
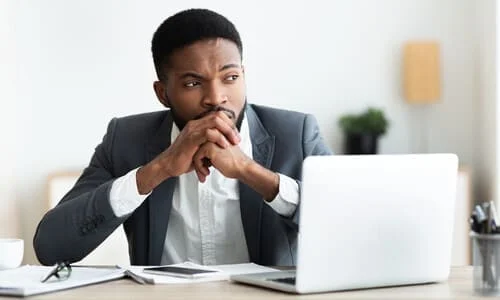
[[497, 0, 500, 210], [477, 0, 498, 207], [6, 0, 481, 263], [0, 1, 20, 238]]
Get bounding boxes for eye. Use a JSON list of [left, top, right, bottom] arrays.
[[184, 81, 200, 88], [225, 75, 239, 82]]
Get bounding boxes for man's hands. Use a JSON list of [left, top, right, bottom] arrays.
[[136, 111, 240, 194], [193, 139, 252, 183], [136, 111, 279, 201], [192, 138, 280, 201], [159, 111, 240, 178], [136, 110, 279, 201]]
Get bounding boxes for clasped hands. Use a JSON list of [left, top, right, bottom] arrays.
[[137, 111, 254, 195], [164, 110, 251, 183]]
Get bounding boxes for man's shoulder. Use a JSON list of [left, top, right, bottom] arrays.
[[108, 110, 169, 140], [248, 104, 308, 123], [115, 110, 167, 124]]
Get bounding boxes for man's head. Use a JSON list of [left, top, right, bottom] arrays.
[[151, 9, 246, 130]]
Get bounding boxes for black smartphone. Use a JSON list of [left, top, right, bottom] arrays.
[[142, 266, 219, 279]]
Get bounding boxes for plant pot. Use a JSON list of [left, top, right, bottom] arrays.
[[344, 133, 379, 155]]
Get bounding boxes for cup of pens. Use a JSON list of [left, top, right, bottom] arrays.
[[470, 201, 500, 295], [471, 232, 500, 295]]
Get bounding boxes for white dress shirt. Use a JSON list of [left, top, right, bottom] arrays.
[[109, 114, 299, 265]]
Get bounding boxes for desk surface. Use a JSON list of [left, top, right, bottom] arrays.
[[0, 267, 488, 299]]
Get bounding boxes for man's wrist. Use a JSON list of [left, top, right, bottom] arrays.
[[236, 156, 254, 181], [136, 159, 171, 195], [238, 160, 279, 201]]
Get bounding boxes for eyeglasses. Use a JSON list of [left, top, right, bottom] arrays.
[[40, 262, 72, 283]]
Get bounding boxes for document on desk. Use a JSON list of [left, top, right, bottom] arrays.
[[123, 262, 278, 284], [0, 262, 278, 296], [0, 265, 124, 297]]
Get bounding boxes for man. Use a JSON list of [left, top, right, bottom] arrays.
[[34, 9, 332, 266]]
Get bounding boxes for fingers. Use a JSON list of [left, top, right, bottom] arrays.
[[193, 143, 214, 181], [205, 128, 230, 148], [208, 111, 240, 145], [163, 111, 238, 178], [190, 111, 240, 146], [195, 168, 207, 183]]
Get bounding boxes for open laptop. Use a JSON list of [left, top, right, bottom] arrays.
[[231, 154, 458, 294]]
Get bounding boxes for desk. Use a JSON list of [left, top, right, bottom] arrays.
[[0, 267, 483, 299]]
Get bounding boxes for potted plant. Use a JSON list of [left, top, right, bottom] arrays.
[[338, 107, 389, 154]]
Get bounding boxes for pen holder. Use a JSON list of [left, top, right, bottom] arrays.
[[470, 232, 500, 295]]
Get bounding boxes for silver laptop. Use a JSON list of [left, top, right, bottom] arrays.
[[231, 154, 458, 294]]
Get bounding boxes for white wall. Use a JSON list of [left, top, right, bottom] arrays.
[[496, 0, 500, 211], [477, 0, 498, 207], [0, 1, 20, 238], [6, 0, 482, 264]]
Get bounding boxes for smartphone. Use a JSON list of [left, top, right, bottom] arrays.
[[142, 266, 219, 279]]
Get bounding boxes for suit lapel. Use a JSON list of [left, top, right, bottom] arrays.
[[146, 111, 177, 265], [239, 105, 275, 263]]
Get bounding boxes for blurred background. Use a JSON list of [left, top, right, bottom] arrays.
[[0, 0, 496, 264]]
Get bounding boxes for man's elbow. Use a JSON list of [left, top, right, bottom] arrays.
[[33, 226, 57, 266]]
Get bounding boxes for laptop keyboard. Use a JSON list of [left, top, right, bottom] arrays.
[[268, 276, 296, 285]]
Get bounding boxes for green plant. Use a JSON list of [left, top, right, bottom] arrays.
[[338, 107, 389, 136]]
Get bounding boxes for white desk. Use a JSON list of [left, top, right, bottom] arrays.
[[0, 267, 488, 299]]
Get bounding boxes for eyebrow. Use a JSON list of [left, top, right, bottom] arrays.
[[179, 63, 241, 80], [219, 63, 241, 71]]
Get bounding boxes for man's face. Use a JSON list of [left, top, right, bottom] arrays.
[[154, 38, 246, 130]]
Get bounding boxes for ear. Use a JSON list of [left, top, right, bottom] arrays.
[[153, 81, 170, 108]]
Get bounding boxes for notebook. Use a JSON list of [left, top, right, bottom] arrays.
[[0, 262, 277, 296], [0, 265, 123, 297]]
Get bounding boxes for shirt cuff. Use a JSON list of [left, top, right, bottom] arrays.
[[265, 173, 299, 217], [109, 167, 151, 217]]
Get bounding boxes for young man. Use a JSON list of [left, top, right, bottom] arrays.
[[34, 9, 332, 266]]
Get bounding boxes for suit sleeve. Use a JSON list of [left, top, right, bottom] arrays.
[[302, 114, 333, 157], [33, 118, 128, 265], [281, 114, 333, 228]]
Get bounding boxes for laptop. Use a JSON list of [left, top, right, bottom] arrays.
[[231, 154, 458, 294]]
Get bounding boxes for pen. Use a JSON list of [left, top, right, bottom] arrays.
[[489, 201, 499, 233], [474, 205, 487, 223]]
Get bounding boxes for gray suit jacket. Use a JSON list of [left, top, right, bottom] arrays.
[[33, 104, 332, 266]]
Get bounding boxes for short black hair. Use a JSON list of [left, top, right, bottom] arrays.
[[151, 8, 243, 81]]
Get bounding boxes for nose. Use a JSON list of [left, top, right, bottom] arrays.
[[202, 82, 227, 108]]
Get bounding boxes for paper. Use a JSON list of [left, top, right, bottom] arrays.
[[0, 265, 124, 297], [0, 262, 279, 296], [206, 262, 279, 275], [123, 262, 278, 284]]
